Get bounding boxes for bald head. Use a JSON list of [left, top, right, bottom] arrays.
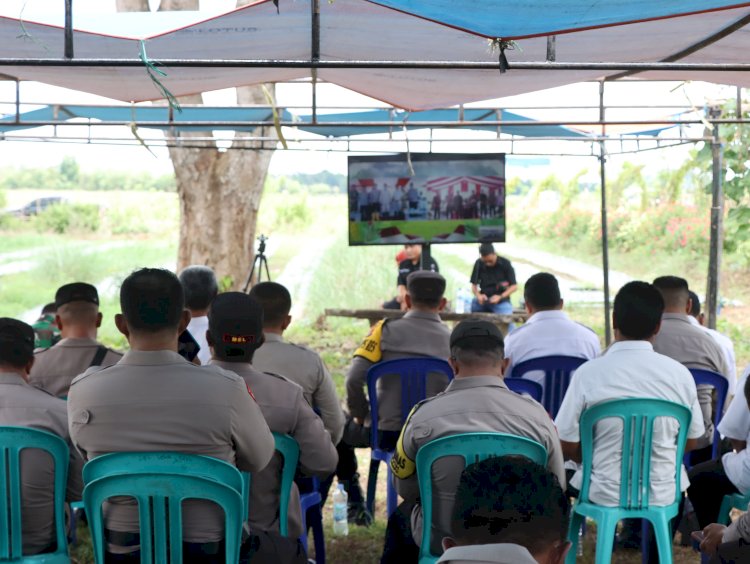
[[652, 276, 690, 314]]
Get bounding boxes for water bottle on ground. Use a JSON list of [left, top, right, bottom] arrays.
[[333, 482, 349, 536], [455, 288, 466, 313]]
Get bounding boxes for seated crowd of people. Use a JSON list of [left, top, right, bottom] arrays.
[[1, 258, 748, 563]]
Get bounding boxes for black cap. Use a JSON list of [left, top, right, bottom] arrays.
[[0, 318, 35, 365], [55, 282, 99, 308], [208, 292, 264, 353], [450, 319, 504, 349], [407, 270, 446, 302]]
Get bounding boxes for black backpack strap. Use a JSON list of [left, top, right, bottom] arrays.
[[89, 345, 108, 367]]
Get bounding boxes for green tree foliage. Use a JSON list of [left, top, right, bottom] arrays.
[[608, 162, 646, 209], [59, 156, 80, 186], [560, 169, 588, 208]]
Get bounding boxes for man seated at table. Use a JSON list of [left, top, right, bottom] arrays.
[[504, 272, 600, 379], [382, 243, 439, 310], [555, 281, 705, 561], [439, 456, 571, 564], [382, 319, 566, 563], [469, 243, 517, 329]]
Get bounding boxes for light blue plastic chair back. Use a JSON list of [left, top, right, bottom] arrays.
[[273, 433, 300, 538], [415, 432, 547, 564], [717, 491, 750, 526], [85, 470, 243, 564], [0, 426, 70, 563], [566, 398, 691, 564], [688, 368, 729, 462], [509, 355, 586, 418], [504, 377, 543, 403], [82, 452, 249, 523]]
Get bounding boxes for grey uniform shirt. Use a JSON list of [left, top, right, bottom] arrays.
[[346, 310, 451, 431], [0, 372, 84, 555], [392, 376, 566, 555], [211, 360, 338, 538], [437, 544, 539, 564], [29, 337, 123, 397], [252, 332, 345, 444], [724, 501, 750, 543], [653, 313, 731, 448], [68, 350, 274, 544]]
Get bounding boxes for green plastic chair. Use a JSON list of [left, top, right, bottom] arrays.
[[82, 452, 250, 523], [717, 490, 750, 525], [566, 398, 692, 564], [0, 426, 70, 563], [272, 433, 300, 538], [415, 432, 548, 564], [82, 452, 244, 564]]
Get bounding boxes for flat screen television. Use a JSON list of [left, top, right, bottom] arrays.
[[348, 153, 505, 246]]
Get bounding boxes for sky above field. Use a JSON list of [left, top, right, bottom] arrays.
[[0, 0, 741, 180]]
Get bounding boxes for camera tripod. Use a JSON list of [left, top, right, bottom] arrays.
[[242, 234, 272, 292]]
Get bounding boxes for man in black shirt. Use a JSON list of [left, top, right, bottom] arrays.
[[470, 243, 517, 326], [383, 244, 439, 310]]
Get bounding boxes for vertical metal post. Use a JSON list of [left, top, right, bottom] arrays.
[[420, 243, 432, 271], [599, 81, 612, 345], [14, 79, 20, 122], [64, 0, 74, 59], [311, 0, 320, 124], [707, 109, 724, 329]]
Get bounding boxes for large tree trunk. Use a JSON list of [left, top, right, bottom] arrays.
[[117, 0, 276, 288]]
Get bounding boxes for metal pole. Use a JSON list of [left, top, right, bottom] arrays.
[[599, 81, 612, 345], [707, 109, 724, 329], [311, 0, 320, 124], [64, 0, 74, 59]]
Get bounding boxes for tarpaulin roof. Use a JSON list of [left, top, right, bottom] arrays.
[[0, 104, 589, 139], [0, 1, 749, 110]]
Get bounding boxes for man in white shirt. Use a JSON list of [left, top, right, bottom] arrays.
[[178, 265, 218, 365], [555, 281, 704, 561], [504, 272, 600, 378], [688, 366, 750, 529], [687, 291, 736, 389], [438, 456, 570, 564]]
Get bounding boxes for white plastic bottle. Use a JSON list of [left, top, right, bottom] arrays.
[[332, 482, 349, 536]]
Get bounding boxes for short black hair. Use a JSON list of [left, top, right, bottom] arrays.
[[178, 265, 218, 311], [688, 290, 701, 317], [613, 281, 664, 340], [479, 243, 495, 257], [524, 273, 561, 310], [450, 456, 569, 552], [248, 282, 292, 326], [652, 276, 690, 310], [0, 318, 35, 368], [41, 302, 56, 315], [120, 268, 185, 333]]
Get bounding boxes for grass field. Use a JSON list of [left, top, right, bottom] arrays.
[[1, 188, 740, 563]]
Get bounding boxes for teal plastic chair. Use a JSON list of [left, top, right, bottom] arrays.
[[566, 398, 692, 564], [415, 432, 548, 564], [717, 490, 750, 525], [0, 426, 70, 563], [82, 452, 244, 564], [273, 433, 301, 538], [82, 452, 250, 523]]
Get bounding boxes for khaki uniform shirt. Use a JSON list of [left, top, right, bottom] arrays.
[[653, 313, 730, 447], [30, 337, 123, 397], [346, 310, 451, 431], [0, 372, 84, 555], [67, 350, 274, 544], [252, 333, 345, 444], [391, 376, 566, 555], [211, 360, 338, 538]]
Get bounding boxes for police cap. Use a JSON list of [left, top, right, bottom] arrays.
[[208, 292, 264, 353], [406, 270, 446, 302], [55, 282, 99, 308], [0, 318, 35, 366], [450, 319, 504, 349]]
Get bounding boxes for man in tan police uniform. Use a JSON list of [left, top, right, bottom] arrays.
[[383, 319, 566, 563], [30, 282, 122, 397], [0, 317, 84, 556], [68, 268, 274, 563], [250, 281, 345, 445], [207, 291, 337, 546]]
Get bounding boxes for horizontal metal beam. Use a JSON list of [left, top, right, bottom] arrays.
[[1, 58, 750, 72]]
